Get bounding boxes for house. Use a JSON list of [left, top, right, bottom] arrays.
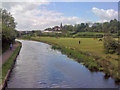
[[43, 23, 63, 33], [53, 26, 61, 31], [44, 28, 52, 33]]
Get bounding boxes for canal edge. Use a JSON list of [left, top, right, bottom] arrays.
[[1, 41, 22, 90]]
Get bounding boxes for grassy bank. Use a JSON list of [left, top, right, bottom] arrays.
[[1, 41, 22, 84], [20, 37, 119, 83]]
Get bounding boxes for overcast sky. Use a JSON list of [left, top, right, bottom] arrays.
[[2, 0, 118, 31]]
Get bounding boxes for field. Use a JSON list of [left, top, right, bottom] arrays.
[[21, 37, 120, 82], [31, 37, 118, 59]]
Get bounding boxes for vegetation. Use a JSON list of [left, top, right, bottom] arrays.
[[18, 18, 119, 83], [0, 9, 17, 53], [21, 37, 119, 83], [18, 19, 119, 39], [1, 41, 21, 84], [103, 35, 119, 54], [1, 7, 119, 85], [0, 9, 20, 84], [72, 32, 104, 38]]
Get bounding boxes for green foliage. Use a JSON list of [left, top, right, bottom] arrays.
[[18, 19, 119, 38], [61, 19, 118, 34], [23, 35, 31, 39], [19, 19, 119, 38], [62, 25, 74, 32], [104, 35, 118, 54], [73, 32, 104, 38], [1, 9, 17, 51], [2, 24, 16, 43]]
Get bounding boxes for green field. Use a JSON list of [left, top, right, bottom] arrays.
[[31, 37, 118, 59], [28, 37, 119, 82]]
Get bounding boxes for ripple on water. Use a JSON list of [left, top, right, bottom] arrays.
[[7, 40, 119, 88]]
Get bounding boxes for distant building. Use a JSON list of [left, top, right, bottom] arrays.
[[53, 26, 61, 31], [43, 23, 62, 33]]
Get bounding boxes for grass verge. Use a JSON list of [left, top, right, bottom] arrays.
[[1, 41, 22, 84]]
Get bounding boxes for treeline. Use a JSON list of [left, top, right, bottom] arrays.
[[63, 19, 119, 37], [43, 19, 118, 34], [19, 19, 119, 38], [62, 19, 118, 33], [0, 9, 17, 52]]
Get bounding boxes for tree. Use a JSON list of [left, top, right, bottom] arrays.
[[60, 22, 62, 30], [102, 22, 109, 33], [36, 31, 42, 37], [1, 9, 17, 50]]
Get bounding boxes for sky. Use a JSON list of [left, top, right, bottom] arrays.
[[2, 1, 118, 31]]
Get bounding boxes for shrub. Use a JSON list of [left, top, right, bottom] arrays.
[[104, 35, 118, 54]]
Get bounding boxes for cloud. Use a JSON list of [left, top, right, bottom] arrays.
[[3, 2, 117, 31], [2, 2, 83, 31], [2, 0, 119, 2], [92, 7, 118, 22]]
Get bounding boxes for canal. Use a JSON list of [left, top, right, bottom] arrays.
[[7, 40, 118, 88]]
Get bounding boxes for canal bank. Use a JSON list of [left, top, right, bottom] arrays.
[[7, 40, 119, 88], [1, 41, 22, 89], [19, 37, 120, 84]]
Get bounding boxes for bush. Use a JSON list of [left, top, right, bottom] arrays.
[[104, 35, 118, 54]]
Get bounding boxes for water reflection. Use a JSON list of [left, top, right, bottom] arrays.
[[7, 40, 119, 88]]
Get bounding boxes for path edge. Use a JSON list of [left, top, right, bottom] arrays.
[[1, 41, 22, 90]]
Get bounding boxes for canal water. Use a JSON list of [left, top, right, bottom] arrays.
[[7, 40, 119, 88]]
